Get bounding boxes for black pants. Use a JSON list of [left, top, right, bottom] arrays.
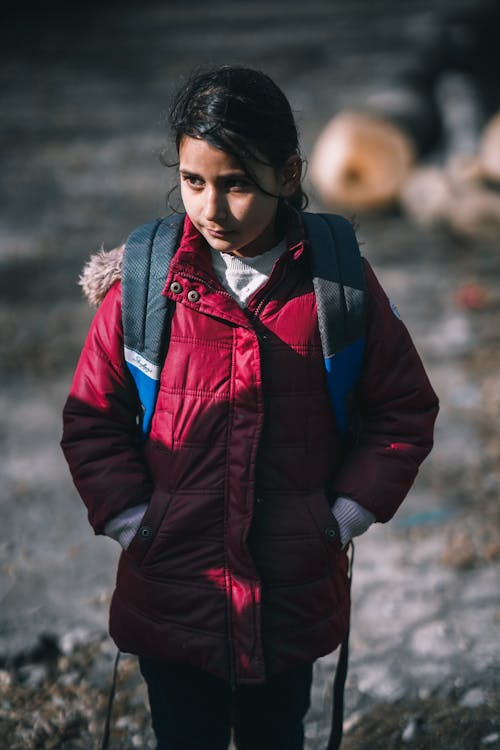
[[139, 657, 313, 750]]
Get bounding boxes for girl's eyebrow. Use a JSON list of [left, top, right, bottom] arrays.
[[179, 168, 249, 180]]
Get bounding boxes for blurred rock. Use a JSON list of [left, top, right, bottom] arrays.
[[479, 112, 500, 183], [454, 283, 489, 311], [400, 152, 500, 239], [399, 165, 450, 227], [59, 627, 92, 656], [17, 664, 48, 689], [460, 687, 488, 708], [482, 733, 500, 746], [309, 112, 415, 211], [0, 670, 12, 689], [401, 717, 419, 742]]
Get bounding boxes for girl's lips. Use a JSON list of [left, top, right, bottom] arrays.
[[206, 228, 233, 239]]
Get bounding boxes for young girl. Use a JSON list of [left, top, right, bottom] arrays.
[[61, 66, 439, 750]]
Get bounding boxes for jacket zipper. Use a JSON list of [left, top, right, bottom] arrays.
[[180, 264, 284, 686], [248, 259, 288, 324]]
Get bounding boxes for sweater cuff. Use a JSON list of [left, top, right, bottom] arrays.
[[104, 502, 148, 550], [331, 496, 375, 546]]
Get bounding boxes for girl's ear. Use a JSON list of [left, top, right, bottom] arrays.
[[280, 155, 303, 198]]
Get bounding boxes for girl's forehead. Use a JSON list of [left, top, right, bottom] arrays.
[[179, 136, 273, 177], [179, 136, 241, 171]]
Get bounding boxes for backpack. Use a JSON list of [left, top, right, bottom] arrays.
[[121, 211, 366, 750], [122, 211, 366, 439]]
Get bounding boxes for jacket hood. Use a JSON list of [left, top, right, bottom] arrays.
[[79, 245, 124, 306]]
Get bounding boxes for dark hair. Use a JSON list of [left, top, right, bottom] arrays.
[[168, 65, 308, 210]]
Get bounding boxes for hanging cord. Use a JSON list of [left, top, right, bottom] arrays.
[[100, 649, 121, 750], [326, 541, 355, 750]]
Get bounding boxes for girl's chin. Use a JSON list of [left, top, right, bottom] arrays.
[[204, 234, 243, 254], [203, 229, 233, 243], [203, 231, 269, 258]]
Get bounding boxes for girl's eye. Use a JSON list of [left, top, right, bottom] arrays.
[[181, 174, 204, 188], [226, 179, 251, 191]]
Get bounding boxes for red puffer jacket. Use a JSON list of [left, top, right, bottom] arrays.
[[61, 213, 438, 685]]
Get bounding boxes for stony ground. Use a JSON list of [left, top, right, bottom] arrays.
[[1, 632, 500, 750], [1, 1, 500, 748]]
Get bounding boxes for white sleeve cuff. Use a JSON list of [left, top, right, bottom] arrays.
[[104, 502, 148, 550], [331, 495, 375, 546]]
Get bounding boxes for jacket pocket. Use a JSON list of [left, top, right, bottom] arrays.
[[305, 490, 343, 562], [125, 488, 172, 567]]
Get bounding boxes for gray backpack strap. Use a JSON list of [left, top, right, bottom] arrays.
[[122, 213, 185, 437], [301, 212, 367, 436]]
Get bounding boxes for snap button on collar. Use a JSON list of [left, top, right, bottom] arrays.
[[187, 289, 200, 303]]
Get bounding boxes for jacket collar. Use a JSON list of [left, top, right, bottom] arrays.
[[171, 205, 306, 277]]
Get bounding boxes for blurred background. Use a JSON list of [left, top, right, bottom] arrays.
[[1, 1, 500, 747]]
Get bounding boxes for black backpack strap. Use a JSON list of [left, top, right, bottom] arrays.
[[327, 543, 355, 750], [122, 213, 185, 436], [100, 649, 121, 750]]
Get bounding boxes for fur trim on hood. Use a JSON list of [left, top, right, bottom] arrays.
[[79, 245, 125, 306]]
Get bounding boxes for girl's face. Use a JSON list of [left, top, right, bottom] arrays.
[[179, 136, 299, 257]]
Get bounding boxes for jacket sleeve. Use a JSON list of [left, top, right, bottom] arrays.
[[61, 281, 153, 534], [332, 259, 439, 522]]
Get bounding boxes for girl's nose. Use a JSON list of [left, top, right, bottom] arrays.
[[204, 188, 227, 223]]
